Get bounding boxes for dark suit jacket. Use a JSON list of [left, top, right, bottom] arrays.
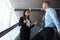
[[19, 16, 35, 40], [19, 16, 34, 31]]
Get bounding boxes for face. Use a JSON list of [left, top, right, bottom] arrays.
[[25, 11, 30, 16], [42, 3, 48, 10]]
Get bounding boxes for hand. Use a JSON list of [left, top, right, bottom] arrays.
[[34, 21, 38, 25], [58, 32, 60, 35], [26, 19, 29, 22], [23, 19, 27, 23]]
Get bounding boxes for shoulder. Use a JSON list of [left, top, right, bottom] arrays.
[[48, 8, 56, 13], [49, 8, 56, 11], [48, 8, 57, 16], [20, 16, 24, 19], [19, 16, 24, 20], [20, 16, 23, 18]]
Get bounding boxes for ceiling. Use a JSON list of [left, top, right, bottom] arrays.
[[10, 0, 60, 9]]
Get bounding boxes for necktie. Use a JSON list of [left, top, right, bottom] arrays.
[[42, 16, 45, 28]]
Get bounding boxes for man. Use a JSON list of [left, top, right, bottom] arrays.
[[31, 1, 60, 40]]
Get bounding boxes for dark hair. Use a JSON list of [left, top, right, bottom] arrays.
[[43, 1, 50, 6], [23, 9, 30, 19]]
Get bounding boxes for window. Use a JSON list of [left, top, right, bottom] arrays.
[[0, 0, 18, 32]]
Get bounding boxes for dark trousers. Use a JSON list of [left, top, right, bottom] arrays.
[[20, 28, 30, 40], [31, 27, 54, 40]]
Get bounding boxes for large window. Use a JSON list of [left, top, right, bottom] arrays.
[[0, 0, 18, 32]]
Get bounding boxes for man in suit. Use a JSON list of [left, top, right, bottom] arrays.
[[31, 1, 60, 40]]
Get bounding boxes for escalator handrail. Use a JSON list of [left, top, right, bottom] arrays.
[[0, 23, 19, 38]]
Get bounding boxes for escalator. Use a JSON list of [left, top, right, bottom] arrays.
[[0, 0, 60, 40]]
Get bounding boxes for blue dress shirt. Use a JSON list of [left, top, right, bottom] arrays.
[[44, 8, 60, 32]]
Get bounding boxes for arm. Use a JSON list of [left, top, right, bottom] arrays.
[[30, 21, 34, 28], [49, 9, 60, 32], [30, 24, 35, 28], [30, 21, 38, 28], [18, 17, 26, 26]]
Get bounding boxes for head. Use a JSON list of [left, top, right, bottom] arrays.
[[23, 9, 30, 17], [42, 1, 50, 10]]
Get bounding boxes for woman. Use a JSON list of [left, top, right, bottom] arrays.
[[19, 9, 38, 40]]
